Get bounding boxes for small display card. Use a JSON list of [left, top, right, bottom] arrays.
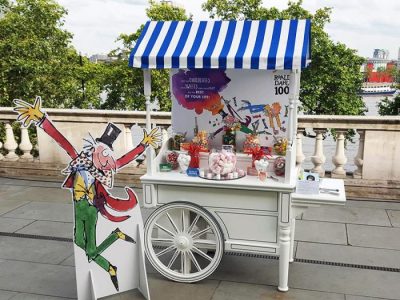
[[296, 172, 320, 194], [187, 168, 200, 177]]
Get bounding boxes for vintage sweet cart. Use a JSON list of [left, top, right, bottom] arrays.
[[129, 19, 346, 291]]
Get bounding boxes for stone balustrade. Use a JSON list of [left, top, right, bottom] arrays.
[[296, 115, 400, 181], [1, 108, 399, 199]]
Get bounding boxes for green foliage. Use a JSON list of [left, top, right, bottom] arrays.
[[378, 95, 400, 115], [0, 0, 73, 107], [0, 0, 105, 109], [202, 0, 366, 116], [100, 0, 191, 112], [146, 0, 192, 21]]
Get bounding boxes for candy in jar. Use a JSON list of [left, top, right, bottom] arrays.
[[274, 156, 286, 176], [165, 150, 179, 169], [208, 148, 237, 176]]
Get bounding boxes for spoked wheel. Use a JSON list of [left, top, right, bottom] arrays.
[[144, 201, 224, 283]]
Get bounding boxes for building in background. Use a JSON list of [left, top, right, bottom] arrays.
[[89, 54, 116, 63], [362, 49, 399, 84]]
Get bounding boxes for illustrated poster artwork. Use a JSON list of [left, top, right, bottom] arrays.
[[171, 69, 291, 150], [14, 97, 161, 300]]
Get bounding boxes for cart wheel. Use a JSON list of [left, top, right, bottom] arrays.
[[144, 201, 224, 283]]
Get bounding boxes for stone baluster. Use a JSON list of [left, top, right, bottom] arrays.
[[124, 125, 133, 151], [296, 128, 305, 166], [19, 126, 33, 161], [332, 130, 348, 178], [0, 138, 4, 160], [124, 124, 138, 167], [3, 122, 19, 161], [353, 130, 365, 179], [311, 129, 326, 177]]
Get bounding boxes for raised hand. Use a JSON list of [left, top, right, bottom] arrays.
[[141, 127, 162, 149], [13, 96, 45, 127]]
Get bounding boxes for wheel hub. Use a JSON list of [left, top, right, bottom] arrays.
[[174, 234, 192, 250]]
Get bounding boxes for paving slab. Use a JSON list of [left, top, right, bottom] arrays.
[[346, 295, 392, 300], [59, 254, 74, 267], [346, 200, 400, 210], [0, 260, 76, 298], [10, 293, 72, 300], [0, 186, 70, 204], [0, 186, 34, 199], [302, 206, 391, 226], [209, 255, 279, 286], [294, 220, 347, 245], [0, 199, 30, 216], [0, 290, 18, 300], [3, 202, 73, 223], [387, 210, 400, 227], [104, 273, 219, 300], [103, 289, 144, 300], [0, 178, 63, 188], [347, 224, 400, 250], [289, 263, 400, 299], [212, 280, 345, 300], [148, 274, 219, 300], [0, 236, 73, 264], [0, 217, 34, 233], [296, 241, 400, 268], [16, 221, 72, 239], [23, 187, 71, 204]]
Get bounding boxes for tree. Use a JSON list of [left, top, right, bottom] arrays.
[[101, 0, 190, 111], [378, 95, 400, 115], [202, 0, 366, 115], [0, 0, 105, 155], [0, 0, 103, 109]]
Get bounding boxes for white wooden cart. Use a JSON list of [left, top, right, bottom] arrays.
[[129, 19, 346, 291]]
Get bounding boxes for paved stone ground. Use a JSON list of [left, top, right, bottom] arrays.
[[0, 176, 400, 300]]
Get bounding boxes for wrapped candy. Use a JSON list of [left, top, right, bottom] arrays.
[[273, 136, 288, 156], [170, 132, 186, 151], [274, 156, 286, 176], [188, 143, 201, 168], [177, 153, 191, 174], [165, 150, 179, 169], [254, 158, 269, 181], [243, 134, 260, 154], [208, 149, 237, 176], [192, 130, 209, 152]]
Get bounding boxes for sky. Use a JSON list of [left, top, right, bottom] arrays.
[[57, 0, 400, 59]]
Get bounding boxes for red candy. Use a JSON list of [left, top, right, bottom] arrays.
[[166, 151, 179, 169]]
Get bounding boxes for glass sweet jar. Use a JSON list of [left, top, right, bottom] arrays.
[[208, 146, 237, 176], [165, 150, 179, 170]]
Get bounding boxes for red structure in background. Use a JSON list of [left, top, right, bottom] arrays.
[[365, 62, 396, 83]]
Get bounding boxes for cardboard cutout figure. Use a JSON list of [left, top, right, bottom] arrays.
[[14, 97, 160, 299]]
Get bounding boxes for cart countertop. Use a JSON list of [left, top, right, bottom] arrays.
[[141, 172, 296, 192], [291, 178, 346, 206]]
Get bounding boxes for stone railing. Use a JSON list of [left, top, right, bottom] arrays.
[[1, 108, 399, 199], [0, 108, 171, 184]]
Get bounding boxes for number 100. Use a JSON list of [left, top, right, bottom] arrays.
[[275, 86, 289, 95]]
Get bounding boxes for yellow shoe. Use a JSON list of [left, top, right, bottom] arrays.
[[113, 228, 136, 244], [108, 264, 119, 291]]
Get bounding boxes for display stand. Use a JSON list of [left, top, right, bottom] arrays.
[[129, 19, 345, 291]]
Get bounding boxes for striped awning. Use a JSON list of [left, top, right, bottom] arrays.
[[129, 19, 311, 70]]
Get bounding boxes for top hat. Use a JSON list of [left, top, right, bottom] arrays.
[[96, 123, 121, 150]]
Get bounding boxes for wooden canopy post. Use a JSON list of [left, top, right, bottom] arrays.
[[285, 69, 301, 184], [143, 69, 155, 175]]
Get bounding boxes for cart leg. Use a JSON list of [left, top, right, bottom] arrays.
[[278, 224, 291, 292], [289, 218, 296, 263]]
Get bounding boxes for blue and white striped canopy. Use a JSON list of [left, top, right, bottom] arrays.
[[129, 19, 311, 70]]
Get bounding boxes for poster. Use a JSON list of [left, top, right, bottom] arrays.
[[171, 69, 291, 150], [14, 97, 157, 299]]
